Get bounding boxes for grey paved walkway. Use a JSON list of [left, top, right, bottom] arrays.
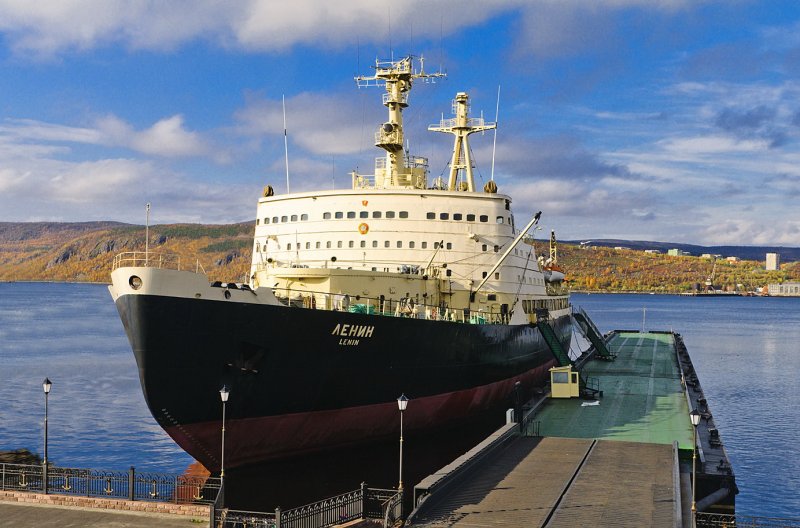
[[408, 437, 678, 527], [0, 501, 206, 527]]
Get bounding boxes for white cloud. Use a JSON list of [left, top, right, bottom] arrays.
[[0, 0, 711, 58], [1, 114, 210, 159], [130, 115, 208, 157], [235, 92, 380, 156]]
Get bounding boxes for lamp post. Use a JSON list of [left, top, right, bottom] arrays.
[[42, 378, 52, 494], [397, 394, 409, 492], [219, 385, 230, 485], [690, 408, 701, 528]]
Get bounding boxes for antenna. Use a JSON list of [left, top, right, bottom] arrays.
[[490, 85, 500, 181], [283, 95, 290, 193], [145, 202, 150, 264]]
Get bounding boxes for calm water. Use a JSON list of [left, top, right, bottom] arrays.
[[0, 284, 797, 517]]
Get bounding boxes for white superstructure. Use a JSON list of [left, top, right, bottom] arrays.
[[249, 57, 567, 323]]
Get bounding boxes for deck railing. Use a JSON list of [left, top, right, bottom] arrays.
[[0, 462, 220, 505], [696, 512, 800, 527], [112, 251, 206, 274]]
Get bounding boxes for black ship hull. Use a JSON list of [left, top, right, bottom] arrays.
[[114, 292, 572, 470]]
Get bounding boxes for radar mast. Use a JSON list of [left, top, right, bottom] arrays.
[[353, 56, 445, 189], [428, 92, 496, 192]]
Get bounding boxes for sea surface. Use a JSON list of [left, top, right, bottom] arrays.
[[0, 283, 797, 517]]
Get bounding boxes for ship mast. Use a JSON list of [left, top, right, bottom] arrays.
[[429, 92, 496, 192], [354, 56, 445, 189]]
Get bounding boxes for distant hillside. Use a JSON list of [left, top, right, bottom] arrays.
[[568, 239, 800, 263], [1, 222, 798, 292], [0, 221, 253, 283], [549, 242, 800, 293]]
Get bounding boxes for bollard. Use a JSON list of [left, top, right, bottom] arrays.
[[128, 466, 135, 501]]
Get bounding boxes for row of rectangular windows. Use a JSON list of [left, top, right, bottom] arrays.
[[259, 240, 454, 251], [427, 212, 509, 224], [521, 297, 569, 313], [256, 211, 510, 225]]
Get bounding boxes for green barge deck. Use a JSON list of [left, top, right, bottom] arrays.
[[407, 329, 737, 527]]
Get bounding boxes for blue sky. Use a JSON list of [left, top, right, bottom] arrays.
[[1, 1, 799, 245]]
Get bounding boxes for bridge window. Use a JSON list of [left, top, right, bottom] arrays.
[[272, 217, 278, 223], [373, 211, 382, 219], [360, 211, 369, 218], [409, 241, 415, 248], [349, 241, 354, 248], [399, 211, 409, 218], [291, 215, 298, 221], [347, 212, 356, 219], [337, 241, 343, 248], [287, 243, 292, 250], [467, 214, 475, 221], [373, 241, 378, 248], [386, 211, 396, 218], [305, 242, 310, 249], [316, 242, 321, 249], [264, 218, 270, 224], [446, 243, 452, 249], [385, 241, 390, 247], [301, 214, 308, 221], [327, 241, 332, 248], [323, 212, 332, 219], [496, 216, 504, 224], [281, 216, 288, 222], [453, 213, 462, 221], [397, 241, 403, 248], [480, 215, 488, 222], [482, 244, 487, 252], [360, 241, 366, 248], [440, 213, 449, 220], [422, 242, 428, 249], [335, 212, 343, 219], [434, 242, 440, 249], [256, 218, 260, 225], [426, 212, 435, 219]]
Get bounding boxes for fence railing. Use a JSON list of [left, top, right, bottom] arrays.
[[216, 484, 402, 528], [0, 463, 220, 505], [697, 512, 800, 527], [112, 251, 206, 274]]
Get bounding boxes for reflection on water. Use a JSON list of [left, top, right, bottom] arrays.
[[573, 293, 800, 518], [0, 284, 797, 517], [0, 283, 194, 472]]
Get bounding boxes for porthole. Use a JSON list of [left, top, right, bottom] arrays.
[[129, 275, 142, 290]]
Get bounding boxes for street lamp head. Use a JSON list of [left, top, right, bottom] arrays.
[[220, 385, 230, 402], [397, 393, 409, 412], [690, 408, 701, 427], [42, 378, 52, 395]]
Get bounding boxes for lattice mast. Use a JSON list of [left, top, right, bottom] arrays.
[[429, 92, 497, 192], [355, 56, 445, 189]]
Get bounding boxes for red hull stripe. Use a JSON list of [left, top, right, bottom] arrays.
[[165, 361, 556, 470]]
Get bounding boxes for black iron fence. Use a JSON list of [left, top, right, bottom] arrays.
[[217, 484, 402, 528], [0, 462, 220, 505], [697, 512, 800, 527]]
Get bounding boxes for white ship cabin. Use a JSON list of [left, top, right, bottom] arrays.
[[249, 58, 568, 324]]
